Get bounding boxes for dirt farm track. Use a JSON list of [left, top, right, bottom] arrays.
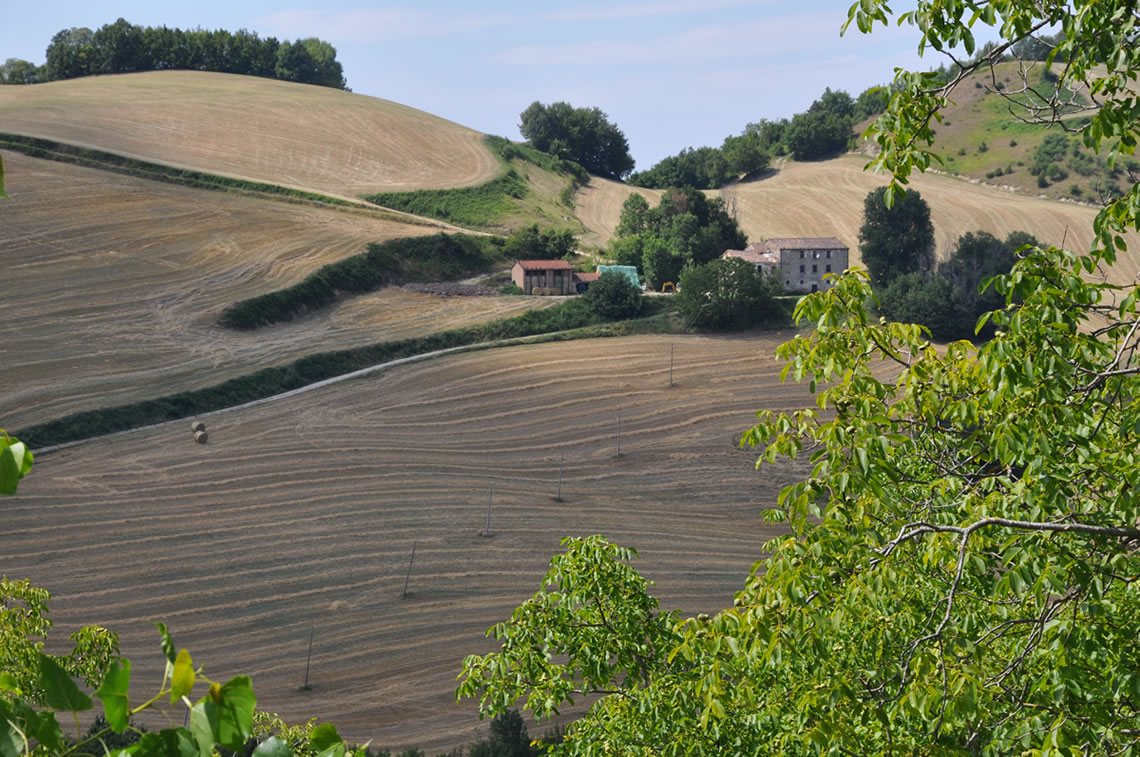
[[5, 334, 811, 752]]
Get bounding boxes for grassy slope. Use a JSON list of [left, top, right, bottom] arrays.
[[0, 70, 501, 198], [856, 61, 1136, 202]]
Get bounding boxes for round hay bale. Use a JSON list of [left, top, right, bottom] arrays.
[[194, 430, 208, 444], [190, 421, 206, 433]]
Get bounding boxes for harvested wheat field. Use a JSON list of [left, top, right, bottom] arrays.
[[573, 178, 660, 248], [0, 71, 500, 197], [6, 333, 815, 753], [0, 152, 550, 429], [721, 156, 1140, 283], [573, 156, 1140, 285]]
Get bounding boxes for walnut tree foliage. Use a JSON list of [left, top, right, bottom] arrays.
[[458, 2, 1140, 754]]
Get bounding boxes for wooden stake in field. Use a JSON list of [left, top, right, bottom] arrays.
[[616, 410, 623, 458], [402, 540, 418, 598], [301, 626, 314, 690], [669, 343, 675, 388], [482, 485, 493, 537]]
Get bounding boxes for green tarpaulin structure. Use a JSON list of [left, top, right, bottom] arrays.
[[596, 265, 641, 290]]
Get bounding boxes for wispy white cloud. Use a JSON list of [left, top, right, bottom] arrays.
[[548, 0, 767, 22], [255, 8, 516, 43], [493, 11, 843, 65]]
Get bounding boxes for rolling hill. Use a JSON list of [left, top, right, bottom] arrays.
[[0, 70, 500, 198], [4, 66, 1140, 754], [0, 151, 554, 430], [573, 157, 1140, 284]]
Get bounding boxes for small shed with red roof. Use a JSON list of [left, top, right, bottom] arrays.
[[511, 259, 576, 295]]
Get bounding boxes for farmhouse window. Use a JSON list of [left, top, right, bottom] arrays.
[[827, 251, 832, 258], [812, 265, 818, 273], [799, 265, 805, 273], [800, 251, 804, 259], [826, 264, 832, 272]]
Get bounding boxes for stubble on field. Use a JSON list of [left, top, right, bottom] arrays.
[[7, 333, 812, 753], [0, 71, 501, 198], [0, 152, 551, 429]]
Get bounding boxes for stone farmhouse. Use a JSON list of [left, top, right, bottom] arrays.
[[722, 237, 848, 293]]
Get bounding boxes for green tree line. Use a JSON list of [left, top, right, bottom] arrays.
[[628, 85, 889, 189], [1, 19, 347, 89]]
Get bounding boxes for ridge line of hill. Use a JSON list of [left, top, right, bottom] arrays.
[[0, 132, 478, 231]]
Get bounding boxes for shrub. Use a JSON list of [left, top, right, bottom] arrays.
[[978, 141, 989, 153], [1070, 184, 1083, 197], [583, 271, 643, 320], [1009, 139, 1018, 147]]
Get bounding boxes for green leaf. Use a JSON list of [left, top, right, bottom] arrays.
[[0, 697, 64, 754], [252, 736, 295, 757], [0, 153, 7, 199], [0, 700, 21, 757], [128, 728, 200, 757], [201, 675, 256, 750], [37, 653, 92, 712], [0, 673, 18, 693], [171, 649, 194, 704], [154, 623, 177, 664], [188, 702, 214, 757], [95, 658, 131, 733], [0, 436, 32, 496], [310, 723, 343, 753]]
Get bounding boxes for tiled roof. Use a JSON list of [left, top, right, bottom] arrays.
[[763, 237, 847, 250], [723, 242, 779, 266], [514, 259, 575, 271]]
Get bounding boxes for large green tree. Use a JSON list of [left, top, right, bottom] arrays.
[[518, 101, 635, 180], [459, 2, 1140, 754], [859, 185, 936, 288]]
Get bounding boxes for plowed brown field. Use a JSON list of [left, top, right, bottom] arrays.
[[7, 333, 809, 753], [0, 71, 500, 197], [0, 152, 551, 429]]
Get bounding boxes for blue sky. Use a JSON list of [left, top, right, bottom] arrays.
[[3, 1, 979, 169]]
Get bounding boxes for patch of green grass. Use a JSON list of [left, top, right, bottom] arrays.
[[218, 232, 507, 329], [17, 300, 678, 449], [364, 169, 529, 227], [363, 135, 588, 230]]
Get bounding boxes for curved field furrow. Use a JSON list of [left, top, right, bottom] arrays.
[[0, 152, 554, 429], [0, 71, 500, 196], [8, 334, 809, 753]]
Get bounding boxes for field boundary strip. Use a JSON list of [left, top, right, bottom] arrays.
[[27, 315, 675, 457]]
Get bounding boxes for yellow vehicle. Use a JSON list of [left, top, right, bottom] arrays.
[[661, 282, 677, 294]]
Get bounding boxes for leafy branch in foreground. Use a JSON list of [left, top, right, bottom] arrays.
[[0, 614, 359, 756], [458, 242, 1140, 754]]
